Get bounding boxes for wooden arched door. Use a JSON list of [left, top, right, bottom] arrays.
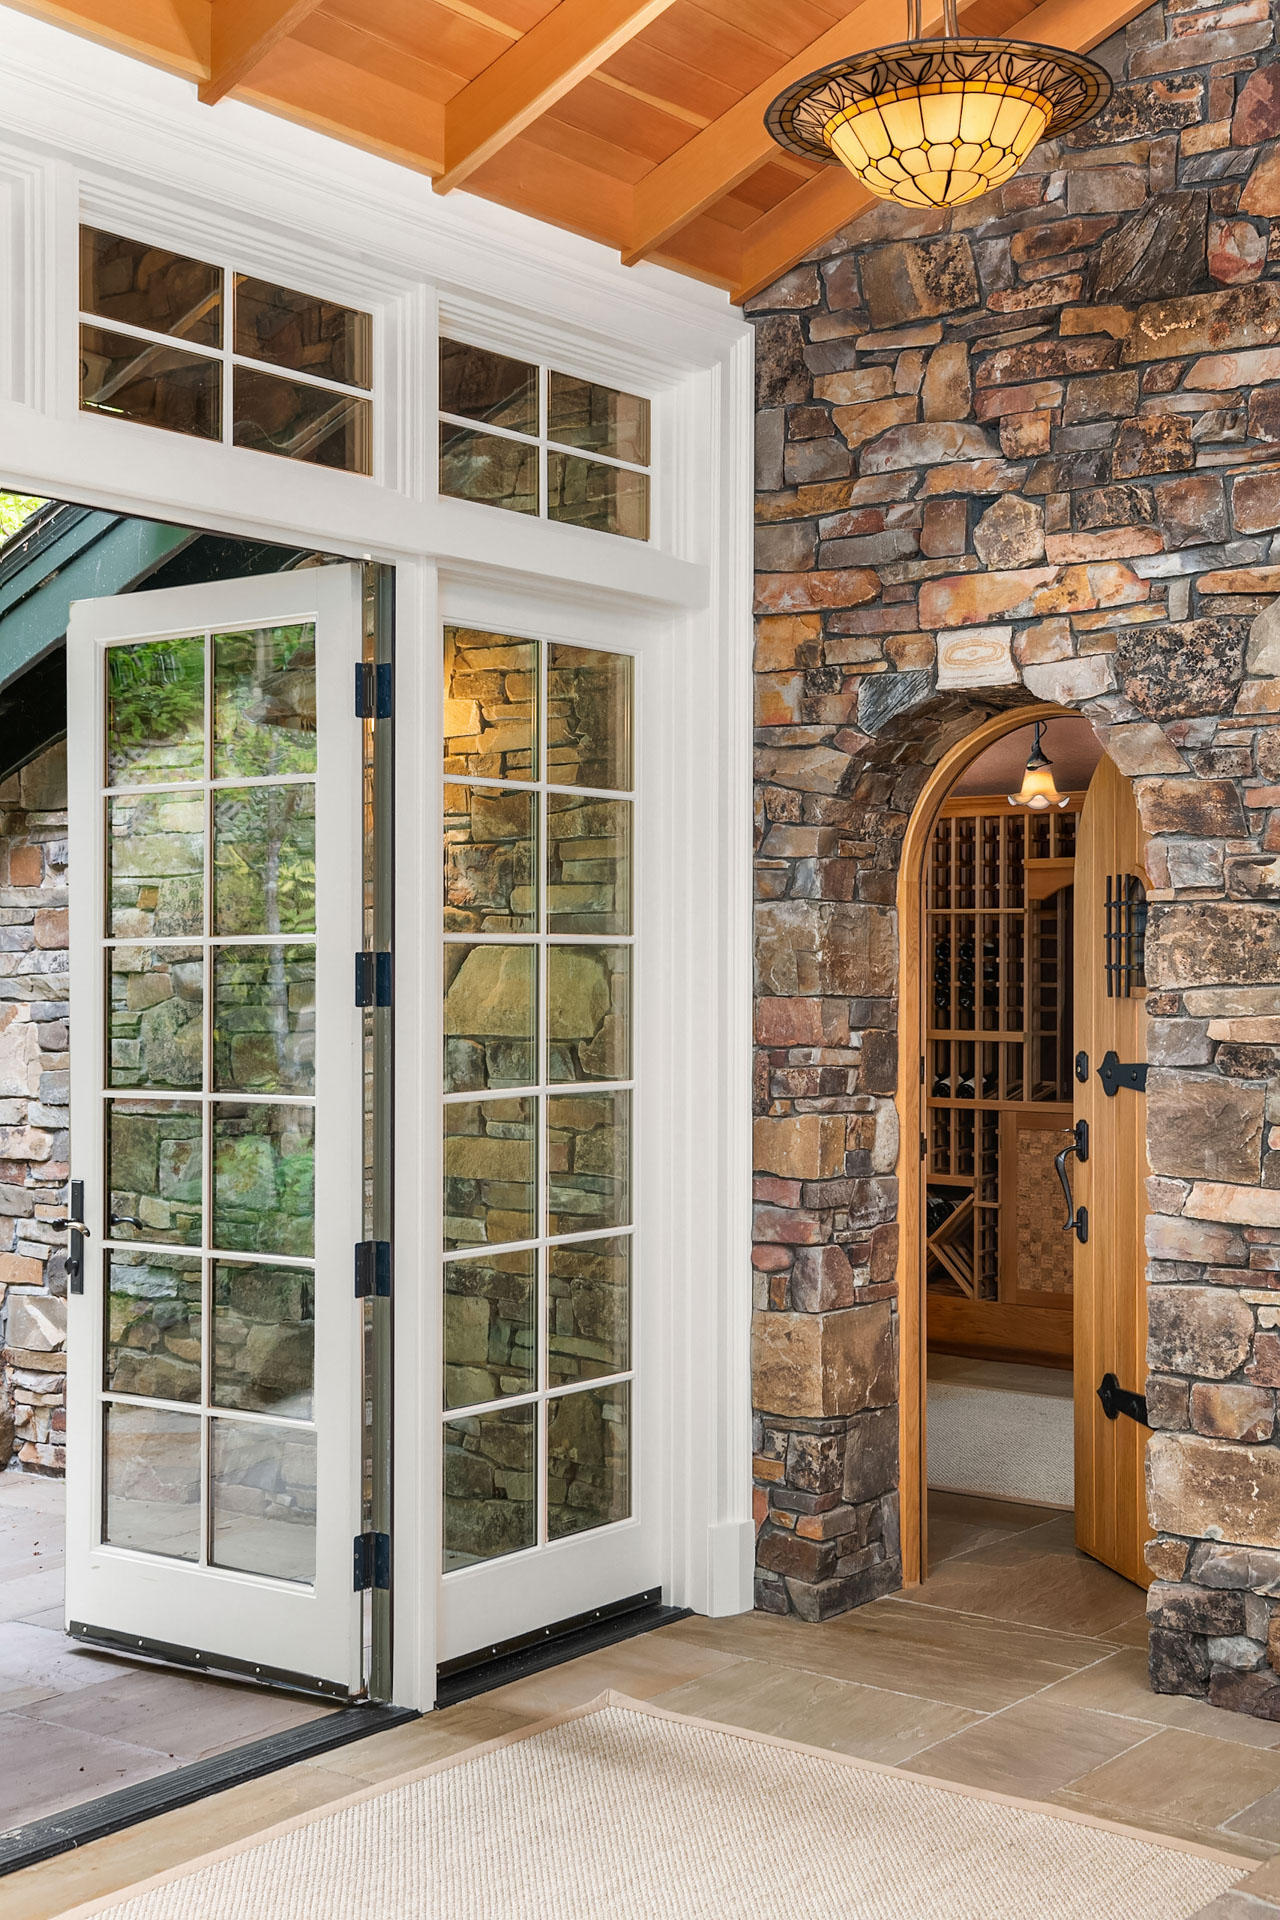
[[1073, 753, 1152, 1588]]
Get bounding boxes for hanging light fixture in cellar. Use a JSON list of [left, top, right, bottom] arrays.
[[765, 0, 1110, 210], [1008, 720, 1069, 812]]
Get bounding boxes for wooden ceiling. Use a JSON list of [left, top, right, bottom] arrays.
[[6, 0, 1144, 303]]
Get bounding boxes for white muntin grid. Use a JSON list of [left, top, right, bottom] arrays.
[[77, 231, 376, 472], [441, 625, 637, 1569], [98, 623, 319, 1582], [438, 342, 653, 542]]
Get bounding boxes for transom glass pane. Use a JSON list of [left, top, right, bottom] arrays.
[[234, 370, 372, 474], [548, 453, 649, 541], [234, 275, 372, 390], [439, 424, 537, 516], [81, 327, 221, 441], [547, 371, 649, 466], [439, 339, 537, 437], [80, 229, 222, 346]]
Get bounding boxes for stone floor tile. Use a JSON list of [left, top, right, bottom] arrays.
[[907, 1516, 1150, 1637], [1065, 1727, 1280, 1834], [0, 1567, 67, 1624], [18, 1665, 336, 1761], [1051, 1790, 1272, 1864], [649, 1657, 981, 1764], [1228, 1787, 1280, 1847], [902, 1695, 1156, 1798], [301, 1702, 538, 1785], [480, 1631, 742, 1714], [926, 1489, 1063, 1566], [0, 1712, 174, 1831], [0, 1620, 123, 1704], [1038, 1648, 1280, 1750]]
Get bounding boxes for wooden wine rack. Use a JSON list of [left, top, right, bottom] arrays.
[[925, 795, 1082, 1364]]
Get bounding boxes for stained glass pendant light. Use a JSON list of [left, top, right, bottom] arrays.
[[765, 0, 1110, 210], [1008, 720, 1069, 811]]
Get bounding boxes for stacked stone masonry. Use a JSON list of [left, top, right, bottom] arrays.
[[0, 742, 68, 1473], [750, 0, 1280, 1717]]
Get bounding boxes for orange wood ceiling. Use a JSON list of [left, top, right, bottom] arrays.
[[5, 0, 1149, 303]]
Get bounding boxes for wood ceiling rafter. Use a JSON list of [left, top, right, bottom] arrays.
[[436, 0, 681, 193], [4, 0, 1152, 305], [201, 0, 324, 104]]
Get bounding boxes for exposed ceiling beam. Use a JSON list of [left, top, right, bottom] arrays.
[[200, 0, 326, 105], [435, 0, 679, 195], [732, 169, 873, 306], [623, 0, 948, 267], [724, 0, 1153, 307], [0, 0, 208, 77]]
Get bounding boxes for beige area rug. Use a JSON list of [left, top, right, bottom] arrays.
[[928, 1380, 1075, 1507], [61, 1692, 1248, 1920]]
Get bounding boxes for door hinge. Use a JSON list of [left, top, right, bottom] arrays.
[[354, 661, 392, 719], [1097, 1050, 1148, 1097], [353, 1531, 390, 1591], [354, 1239, 392, 1298], [1097, 1373, 1150, 1427], [355, 951, 392, 1007]]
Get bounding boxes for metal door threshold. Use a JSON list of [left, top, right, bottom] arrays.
[[436, 1589, 692, 1708]]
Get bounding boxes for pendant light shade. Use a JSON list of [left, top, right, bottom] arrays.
[[765, 3, 1109, 210], [1008, 721, 1069, 811]]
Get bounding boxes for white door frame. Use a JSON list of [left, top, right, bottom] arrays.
[[65, 566, 366, 1692], [0, 9, 756, 1711]]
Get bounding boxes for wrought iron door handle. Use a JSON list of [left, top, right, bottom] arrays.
[[1054, 1120, 1089, 1241]]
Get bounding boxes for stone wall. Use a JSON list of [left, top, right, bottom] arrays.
[[749, 0, 1280, 1714], [0, 742, 69, 1472]]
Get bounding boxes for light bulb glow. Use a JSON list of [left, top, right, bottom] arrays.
[[824, 79, 1051, 208]]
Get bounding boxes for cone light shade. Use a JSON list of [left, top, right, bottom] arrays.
[[765, 10, 1110, 210]]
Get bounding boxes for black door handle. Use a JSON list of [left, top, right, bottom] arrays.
[[1054, 1121, 1089, 1243]]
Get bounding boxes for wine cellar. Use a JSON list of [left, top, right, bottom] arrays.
[[925, 794, 1081, 1364]]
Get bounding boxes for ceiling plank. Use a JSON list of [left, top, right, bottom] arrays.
[[200, 0, 325, 103], [0, 0, 209, 76], [235, 38, 446, 173], [727, 0, 1154, 305], [435, 0, 679, 193], [624, 0, 950, 265]]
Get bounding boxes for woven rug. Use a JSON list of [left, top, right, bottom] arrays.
[[928, 1380, 1074, 1507], [61, 1692, 1249, 1920]]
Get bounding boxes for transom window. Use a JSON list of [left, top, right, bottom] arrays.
[[442, 626, 635, 1569], [78, 227, 373, 474], [439, 339, 651, 541]]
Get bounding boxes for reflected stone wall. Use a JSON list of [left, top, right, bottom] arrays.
[[0, 743, 70, 1473]]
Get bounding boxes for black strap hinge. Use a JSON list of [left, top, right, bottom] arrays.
[[355, 951, 392, 1007], [1097, 1373, 1150, 1427], [354, 1239, 392, 1298], [353, 1531, 390, 1591], [1097, 1050, 1148, 1097], [354, 661, 392, 719]]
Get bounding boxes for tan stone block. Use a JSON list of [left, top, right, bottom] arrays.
[[0, 1253, 42, 1287], [1014, 617, 1072, 666], [813, 367, 893, 405], [1124, 283, 1280, 363], [920, 341, 971, 422], [1145, 1536, 1189, 1581], [1146, 1213, 1241, 1264], [1000, 413, 1052, 458], [1060, 305, 1133, 338], [1148, 1070, 1264, 1184], [1044, 528, 1164, 562], [754, 570, 879, 614], [751, 1300, 895, 1418], [1187, 1183, 1280, 1229], [753, 1115, 845, 1181], [1097, 723, 1186, 777], [936, 626, 1016, 689], [1185, 347, 1280, 391], [1148, 1431, 1280, 1549], [1148, 1284, 1253, 1379], [1240, 144, 1280, 217], [7, 846, 40, 888], [1191, 1381, 1274, 1443], [754, 614, 822, 672], [832, 395, 917, 450], [1022, 655, 1115, 705], [973, 380, 1062, 420], [1209, 1018, 1280, 1043]]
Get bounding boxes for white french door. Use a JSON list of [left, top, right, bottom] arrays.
[[65, 565, 367, 1695], [438, 618, 660, 1662]]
